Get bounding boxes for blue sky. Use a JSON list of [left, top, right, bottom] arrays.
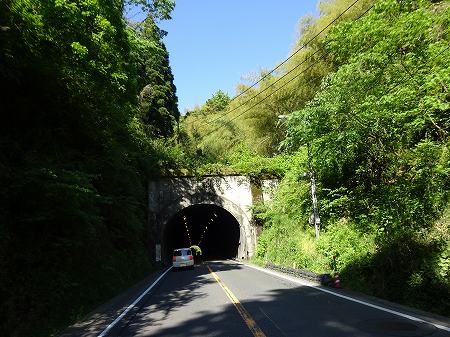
[[154, 1, 320, 113]]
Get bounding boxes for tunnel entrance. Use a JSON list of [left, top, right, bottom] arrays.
[[162, 204, 241, 261]]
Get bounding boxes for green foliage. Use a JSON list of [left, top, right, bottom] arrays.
[[182, 72, 291, 157], [2, 0, 450, 333], [255, 0, 450, 316], [177, 0, 450, 316], [126, 0, 175, 21], [133, 16, 179, 138], [226, 146, 293, 178], [437, 246, 450, 279], [204, 90, 231, 112], [180, 0, 377, 159], [316, 220, 376, 273], [284, 0, 450, 234], [0, 0, 177, 336]]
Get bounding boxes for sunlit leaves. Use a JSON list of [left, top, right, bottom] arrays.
[[70, 41, 88, 58], [204, 90, 231, 113], [125, 0, 175, 21], [283, 0, 450, 235], [250, 0, 450, 316], [133, 16, 179, 138]]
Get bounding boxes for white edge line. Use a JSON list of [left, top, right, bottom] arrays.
[[241, 262, 450, 332], [97, 266, 173, 337]]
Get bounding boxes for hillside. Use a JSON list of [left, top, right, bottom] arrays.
[[183, 0, 450, 316]]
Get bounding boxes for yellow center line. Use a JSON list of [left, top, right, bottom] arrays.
[[207, 264, 267, 337]]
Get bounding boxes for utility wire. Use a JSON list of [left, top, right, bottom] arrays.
[[197, 47, 325, 127], [201, 27, 450, 143], [193, 3, 375, 137], [224, 0, 366, 105], [139, 0, 363, 108], [319, 44, 450, 137], [125, 9, 143, 21], [199, 51, 330, 139], [185, 0, 368, 127], [186, 1, 373, 130]]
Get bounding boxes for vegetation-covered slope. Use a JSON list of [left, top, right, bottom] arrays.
[[275, 0, 450, 314], [0, 0, 178, 336], [183, 0, 450, 315]]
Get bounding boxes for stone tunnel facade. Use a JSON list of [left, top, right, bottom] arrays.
[[148, 175, 278, 260]]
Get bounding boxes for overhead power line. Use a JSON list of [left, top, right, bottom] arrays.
[[201, 47, 325, 127], [186, 0, 372, 130], [225, 0, 366, 105], [200, 11, 450, 142], [199, 50, 331, 139], [125, 10, 143, 21], [192, 2, 374, 136], [311, 43, 450, 137]]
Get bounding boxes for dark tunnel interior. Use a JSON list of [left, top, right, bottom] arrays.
[[162, 204, 240, 261]]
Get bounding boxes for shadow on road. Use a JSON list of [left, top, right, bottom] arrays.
[[108, 261, 448, 337]]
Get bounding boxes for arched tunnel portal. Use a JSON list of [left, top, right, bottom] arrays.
[[162, 204, 242, 261], [148, 176, 278, 262]]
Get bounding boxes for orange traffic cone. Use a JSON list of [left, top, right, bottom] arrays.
[[334, 273, 341, 289]]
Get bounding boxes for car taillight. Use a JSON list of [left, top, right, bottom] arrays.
[[172, 256, 176, 261], [189, 255, 193, 260]]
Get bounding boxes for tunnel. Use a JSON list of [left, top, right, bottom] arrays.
[[162, 204, 241, 261]]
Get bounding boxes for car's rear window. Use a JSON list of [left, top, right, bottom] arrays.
[[173, 249, 192, 256]]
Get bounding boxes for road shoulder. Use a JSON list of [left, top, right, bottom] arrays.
[[238, 260, 450, 332], [57, 267, 171, 337]]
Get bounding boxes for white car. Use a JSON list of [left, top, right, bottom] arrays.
[[172, 248, 194, 270]]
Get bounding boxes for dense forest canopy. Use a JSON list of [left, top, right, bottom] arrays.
[[1, 0, 449, 336], [0, 0, 178, 336]]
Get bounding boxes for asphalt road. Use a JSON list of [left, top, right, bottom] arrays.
[[113, 260, 450, 337]]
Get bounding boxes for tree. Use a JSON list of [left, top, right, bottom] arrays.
[[0, 0, 178, 336], [133, 16, 179, 138], [204, 90, 231, 112]]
